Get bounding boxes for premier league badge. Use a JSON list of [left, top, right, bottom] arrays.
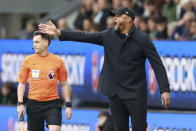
[[32, 70, 40, 79], [48, 71, 54, 80]]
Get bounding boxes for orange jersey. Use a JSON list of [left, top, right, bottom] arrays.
[[17, 53, 67, 101]]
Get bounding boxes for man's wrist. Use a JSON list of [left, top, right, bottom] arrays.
[[66, 102, 72, 108], [17, 101, 25, 106]]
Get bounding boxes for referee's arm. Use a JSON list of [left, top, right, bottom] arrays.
[[60, 82, 71, 103], [17, 58, 29, 120], [60, 81, 72, 120], [17, 83, 26, 120]]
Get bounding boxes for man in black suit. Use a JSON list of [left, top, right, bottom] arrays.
[[39, 7, 170, 131]]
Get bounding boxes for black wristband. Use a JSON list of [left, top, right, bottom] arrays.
[[66, 102, 72, 108], [17, 101, 25, 106]]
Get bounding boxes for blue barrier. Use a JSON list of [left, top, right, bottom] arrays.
[[0, 106, 196, 131], [0, 40, 196, 109]]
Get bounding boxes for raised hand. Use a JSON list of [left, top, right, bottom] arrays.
[[38, 21, 61, 36]]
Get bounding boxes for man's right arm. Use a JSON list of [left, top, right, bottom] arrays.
[[59, 30, 105, 45], [39, 21, 106, 45]]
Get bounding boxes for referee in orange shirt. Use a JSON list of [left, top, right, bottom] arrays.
[[17, 31, 72, 131]]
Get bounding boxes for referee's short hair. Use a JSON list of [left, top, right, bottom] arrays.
[[33, 30, 51, 46]]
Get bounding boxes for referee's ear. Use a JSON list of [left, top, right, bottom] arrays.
[[44, 39, 49, 47]]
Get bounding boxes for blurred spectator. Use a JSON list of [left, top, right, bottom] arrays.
[[92, 0, 99, 16], [121, 0, 133, 8], [0, 82, 17, 105], [74, 0, 93, 30], [93, 0, 111, 30], [162, 0, 177, 23], [139, 17, 149, 33], [106, 16, 114, 28], [83, 0, 94, 17], [154, 0, 165, 9], [147, 17, 157, 39], [186, 19, 196, 40], [96, 111, 114, 131], [181, 0, 193, 12], [112, 0, 121, 10], [176, 0, 192, 20], [0, 27, 6, 38], [19, 19, 37, 39], [57, 18, 69, 30], [134, 15, 142, 29], [74, 6, 86, 30], [143, 0, 157, 18], [5, 0, 196, 40], [169, 11, 195, 40], [174, 0, 183, 20], [167, 21, 177, 38], [89, 25, 100, 32], [193, 0, 196, 14], [83, 18, 93, 32], [132, 0, 144, 16], [154, 16, 168, 40]]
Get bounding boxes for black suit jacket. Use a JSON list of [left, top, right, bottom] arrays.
[[59, 24, 170, 99]]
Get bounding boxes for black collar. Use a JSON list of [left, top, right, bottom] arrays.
[[114, 24, 136, 38], [128, 24, 136, 36]]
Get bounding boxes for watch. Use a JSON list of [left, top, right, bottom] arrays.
[[66, 102, 72, 108], [17, 101, 25, 106]]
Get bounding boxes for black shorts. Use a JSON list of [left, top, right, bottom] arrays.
[[26, 99, 62, 131]]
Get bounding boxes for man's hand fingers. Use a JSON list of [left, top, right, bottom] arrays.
[[39, 29, 48, 34], [38, 24, 49, 29], [66, 111, 68, 120], [163, 96, 170, 109], [39, 23, 54, 30], [165, 97, 170, 109], [161, 92, 170, 109], [68, 112, 71, 119], [66, 109, 72, 120], [18, 112, 22, 120], [39, 28, 53, 35], [161, 96, 164, 105], [66, 111, 68, 119], [66, 111, 70, 120], [164, 100, 168, 108], [48, 21, 55, 27], [69, 111, 72, 118], [39, 25, 50, 31]]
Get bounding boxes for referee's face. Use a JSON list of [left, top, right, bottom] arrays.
[[33, 35, 48, 54]]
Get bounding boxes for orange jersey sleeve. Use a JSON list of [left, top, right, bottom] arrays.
[[58, 60, 67, 82], [17, 57, 30, 83]]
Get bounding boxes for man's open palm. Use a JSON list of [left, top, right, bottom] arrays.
[[39, 21, 61, 36]]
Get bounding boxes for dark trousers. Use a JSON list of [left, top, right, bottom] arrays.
[[109, 95, 147, 131]]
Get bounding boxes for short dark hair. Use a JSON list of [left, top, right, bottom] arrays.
[[33, 31, 51, 46]]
